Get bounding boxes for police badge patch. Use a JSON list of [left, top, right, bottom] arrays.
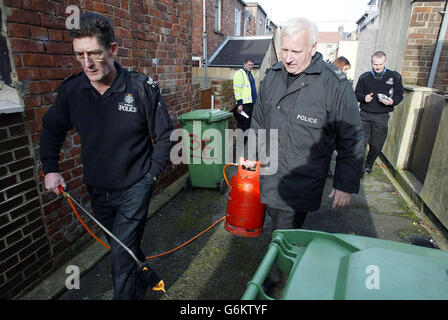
[[124, 93, 134, 104], [118, 93, 137, 113], [386, 77, 394, 85]]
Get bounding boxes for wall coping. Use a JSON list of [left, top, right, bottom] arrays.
[[0, 82, 23, 114], [0, 100, 24, 114], [403, 85, 438, 93]]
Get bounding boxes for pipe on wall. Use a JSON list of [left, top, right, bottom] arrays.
[[427, 1, 448, 89]]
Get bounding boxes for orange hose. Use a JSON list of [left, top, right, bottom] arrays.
[[66, 197, 111, 250], [145, 216, 226, 260], [63, 194, 226, 259], [223, 163, 238, 188]]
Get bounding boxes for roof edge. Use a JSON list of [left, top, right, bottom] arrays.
[[227, 36, 273, 40]]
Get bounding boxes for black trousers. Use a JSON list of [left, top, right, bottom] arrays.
[[360, 111, 390, 169], [87, 172, 154, 300], [232, 103, 253, 131], [263, 206, 308, 287]]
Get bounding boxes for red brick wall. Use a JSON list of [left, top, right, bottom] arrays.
[[192, 0, 245, 58], [402, 1, 448, 93], [210, 79, 234, 112], [0, 113, 53, 299], [1, 0, 194, 298]]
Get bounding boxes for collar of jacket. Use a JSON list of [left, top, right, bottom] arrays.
[[79, 61, 126, 94], [242, 65, 253, 76], [271, 52, 324, 75], [271, 52, 324, 98]]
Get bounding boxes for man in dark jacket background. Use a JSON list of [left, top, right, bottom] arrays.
[[40, 12, 173, 299], [249, 17, 364, 293], [355, 51, 404, 175]]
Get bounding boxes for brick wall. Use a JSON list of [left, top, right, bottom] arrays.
[[0, 113, 53, 299], [210, 79, 234, 112], [1, 0, 194, 298], [192, 0, 244, 58], [402, 1, 448, 93]]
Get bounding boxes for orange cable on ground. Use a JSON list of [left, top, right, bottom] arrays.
[[145, 216, 226, 260], [62, 192, 226, 259]]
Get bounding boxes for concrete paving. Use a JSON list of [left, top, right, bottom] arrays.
[[22, 158, 448, 300]]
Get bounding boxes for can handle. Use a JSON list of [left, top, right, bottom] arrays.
[[242, 243, 280, 300]]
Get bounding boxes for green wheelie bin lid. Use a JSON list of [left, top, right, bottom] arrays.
[[242, 229, 448, 300], [178, 109, 232, 125]]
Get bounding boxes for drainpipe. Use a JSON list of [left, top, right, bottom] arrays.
[[427, 1, 448, 89], [203, 0, 209, 88]]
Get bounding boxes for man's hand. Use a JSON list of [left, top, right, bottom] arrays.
[[365, 93, 374, 103], [328, 188, 352, 209], [380, 97, 394, 105], [45, 172, 66, 195], [237, 105, 243, 114]]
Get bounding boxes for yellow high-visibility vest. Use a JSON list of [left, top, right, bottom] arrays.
[[233, 68, 253, 105]]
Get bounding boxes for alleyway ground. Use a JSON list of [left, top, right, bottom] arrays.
[[23, 157, 448, 300]]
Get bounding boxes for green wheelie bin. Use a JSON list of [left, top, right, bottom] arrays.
[[178, 109, 232, 194], [242, 229, 448, 300]]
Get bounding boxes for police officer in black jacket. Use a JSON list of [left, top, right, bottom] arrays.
[[249, 17, 364, 294], [355, 51, 404, 175], [40, 12, 173, 299]]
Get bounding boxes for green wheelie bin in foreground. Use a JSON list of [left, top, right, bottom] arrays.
[[178, 109, 232, 193], [242, 229, 448, 300]]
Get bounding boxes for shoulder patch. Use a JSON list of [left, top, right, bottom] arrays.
[[333, 68, 347, 80], [146, 76, 157, 89], [324, 62, 347, 81]]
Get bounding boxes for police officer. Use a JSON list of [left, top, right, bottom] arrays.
[[249, 17, 364, 294], [40, 12, 173, 299], [355, 51, 404, 175], [232, 57, 257, 131]]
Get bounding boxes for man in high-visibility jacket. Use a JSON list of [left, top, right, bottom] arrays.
[[232, 57, 257, 131]]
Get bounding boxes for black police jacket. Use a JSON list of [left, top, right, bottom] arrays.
[[251, 52, 364, 212], [40, 62, 174, 190], [355, 69, 404, 113]]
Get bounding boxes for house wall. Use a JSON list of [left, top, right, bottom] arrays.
[[353, 15, 380, 84], [192, 0, 245, 58], [401, 1, 448, 93], [245, 4, 267, 36], [0, 0, 195, 299]]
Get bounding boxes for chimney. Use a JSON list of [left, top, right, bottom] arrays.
[[338, 25, 344, 40]]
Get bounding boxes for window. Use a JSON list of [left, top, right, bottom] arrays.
[[234, 8, 242, 36], [214, 0, 221, 31]]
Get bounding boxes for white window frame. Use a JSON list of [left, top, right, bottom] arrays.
[[234, 8, 242, 36]]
